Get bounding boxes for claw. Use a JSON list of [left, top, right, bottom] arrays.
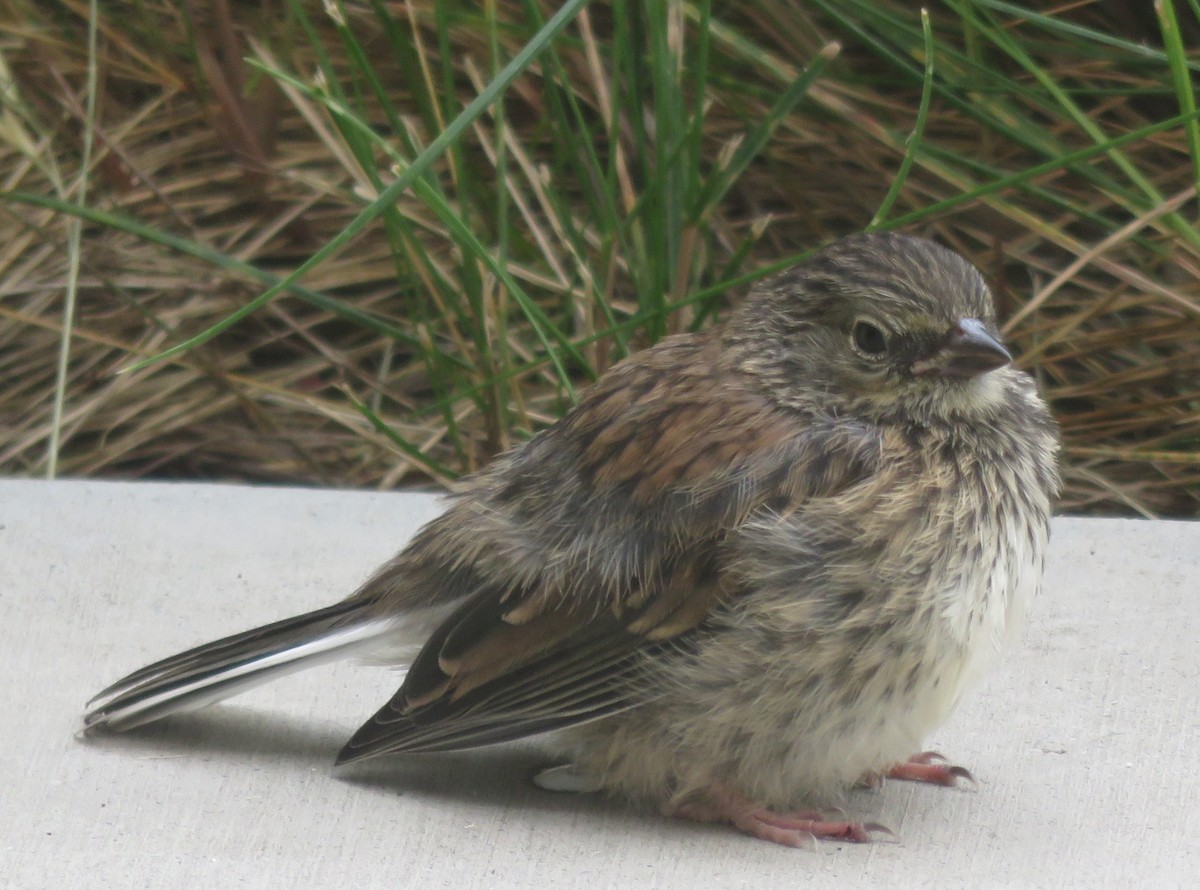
[[862, 821, 900, 843], [887, 751, 978, 789]]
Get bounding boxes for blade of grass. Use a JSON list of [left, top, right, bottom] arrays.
[[1156, 0, 1200, 208], [869, 9, 932, 228], [254, 58, 589, 396], [286, 0, 448, 308], [973, 0, 1200, 74], [802, 0, 1172, 210], [881, 109, 1200, 229], [676, 111, 1200, 299], [692, 41, 840, 221], [3, 190, 433, 351], [944, 0, 1200, 251], [342, 386, 458, 482], [118, 0, 590, 374], [49, 0, 98, 478], [514, 2, 630, 357], [295, 0, 491, 421], [685, 0, 714, 210]]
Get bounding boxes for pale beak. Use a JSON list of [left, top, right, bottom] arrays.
[[912, 318, 1012, 378]]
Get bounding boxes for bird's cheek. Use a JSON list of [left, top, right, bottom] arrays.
[[861, 367, 901, 392]]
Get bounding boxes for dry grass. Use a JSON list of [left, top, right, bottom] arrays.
[[1, 0, 1199, 515]]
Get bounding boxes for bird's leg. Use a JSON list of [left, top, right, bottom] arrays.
[[670, 784, 892, 848], [883, 751, 976, 788]]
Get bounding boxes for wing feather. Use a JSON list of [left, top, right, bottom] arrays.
[[339, 335, 881, 761]]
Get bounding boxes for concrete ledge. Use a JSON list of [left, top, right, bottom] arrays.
[[2, 479, 1197, 887]]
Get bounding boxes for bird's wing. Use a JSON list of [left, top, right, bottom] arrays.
[[338, 335, 881, 761]]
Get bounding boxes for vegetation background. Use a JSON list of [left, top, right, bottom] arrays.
[[1, 0, 1198, 516]]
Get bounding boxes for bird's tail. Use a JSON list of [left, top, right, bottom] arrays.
[[85, 599, 388, 731]]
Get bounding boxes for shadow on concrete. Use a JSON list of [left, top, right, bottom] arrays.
[[76, 705, 649, 825]]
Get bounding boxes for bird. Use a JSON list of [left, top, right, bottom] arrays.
[[85, 232, 1061, 847]]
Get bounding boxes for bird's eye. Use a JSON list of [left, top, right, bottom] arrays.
[[851, 320, 888, 357]]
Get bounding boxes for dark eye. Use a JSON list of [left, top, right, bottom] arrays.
[[852, 320, 888, 356]]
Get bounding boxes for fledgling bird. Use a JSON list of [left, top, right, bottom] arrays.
[[86, 232, 1060, 847]]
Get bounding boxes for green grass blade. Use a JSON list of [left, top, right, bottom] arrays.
[[870, 9, 932, 228], [3, 190, 428, 351], [1156, 0, 1200, 205], [120, 0, 591, 373]]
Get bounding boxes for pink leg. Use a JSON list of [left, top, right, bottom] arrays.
[[671, 784, 892, 848], [886, 751, 976, 788]]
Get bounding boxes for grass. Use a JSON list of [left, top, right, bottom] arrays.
[[0, 0, 1198, 515]]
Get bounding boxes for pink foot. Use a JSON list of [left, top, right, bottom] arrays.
[[671, 784, 893, 848], [886, 751, 976, 788]]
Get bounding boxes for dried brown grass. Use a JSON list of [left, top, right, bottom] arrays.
[[1, 0, 1199, 515]]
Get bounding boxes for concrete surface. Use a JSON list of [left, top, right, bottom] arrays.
[[1, 479, 1197, 889]]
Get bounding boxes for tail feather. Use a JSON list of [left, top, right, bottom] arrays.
[[85, 600, 386, 732]]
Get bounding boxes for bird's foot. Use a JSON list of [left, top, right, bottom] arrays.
[[671, 784, 893, 848], [882, 751, 976, 789]]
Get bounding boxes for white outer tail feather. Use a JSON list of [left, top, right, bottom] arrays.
[[89, 619, 395, 731]]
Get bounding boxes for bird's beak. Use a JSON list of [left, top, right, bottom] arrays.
[[912, 318, 1012, 379]]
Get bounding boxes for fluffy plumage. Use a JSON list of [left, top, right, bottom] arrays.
[[86, 232, 1060, 846]]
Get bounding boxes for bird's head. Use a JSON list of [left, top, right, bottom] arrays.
[[729, 232, 1017, 422]]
